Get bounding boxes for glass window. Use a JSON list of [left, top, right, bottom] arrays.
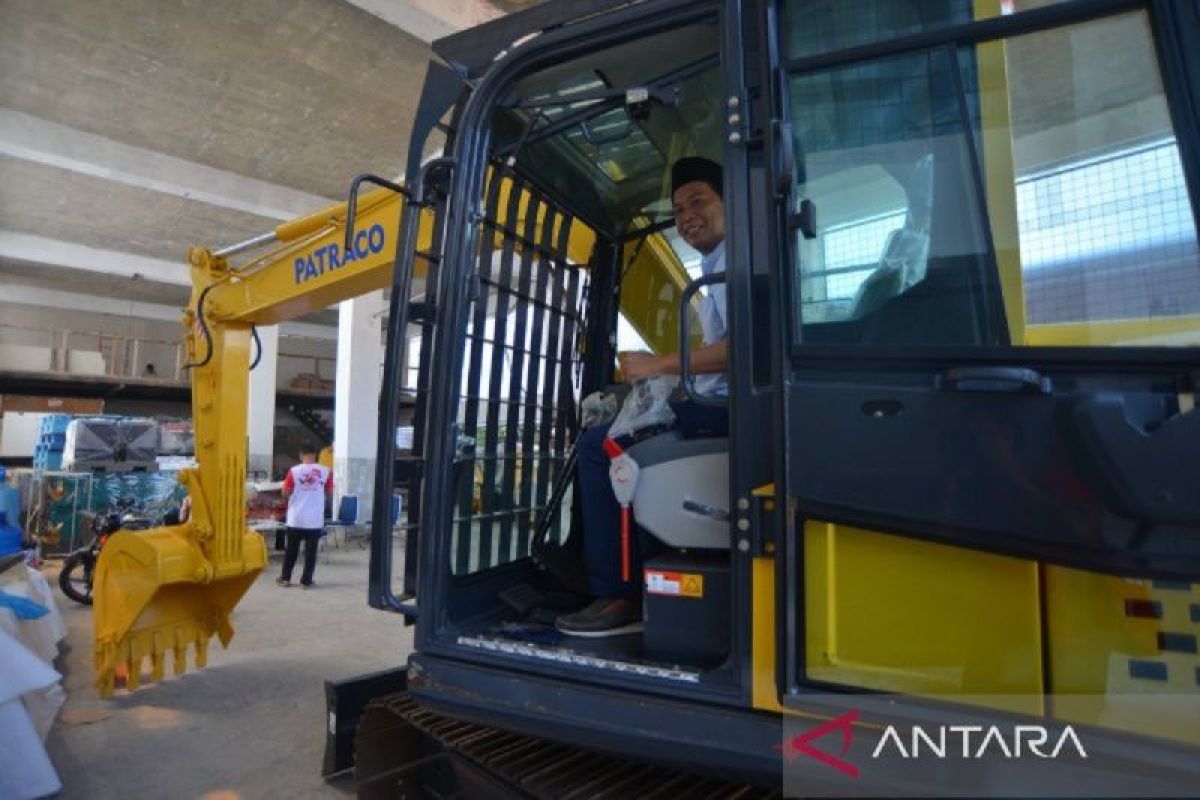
[[782, 0, 1071, 62], [787, 48, 1003, 345], [497, 22, 722, 234], [967, 12, 1200, 345], [784, 0, 973, 60], [784, 9, 1200, 348]]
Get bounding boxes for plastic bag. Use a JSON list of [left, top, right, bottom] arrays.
[[607, 375, 679, 440], [580, 391, 620, 429]]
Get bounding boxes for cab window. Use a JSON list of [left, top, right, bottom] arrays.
[[783, 4, 1200, 349]]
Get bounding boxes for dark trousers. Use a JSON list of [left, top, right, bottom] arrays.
[[281, 526, 322, 585], [577, 400, 729, 598]]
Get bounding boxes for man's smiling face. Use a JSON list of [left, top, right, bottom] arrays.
[[672, 180, 725, 255]]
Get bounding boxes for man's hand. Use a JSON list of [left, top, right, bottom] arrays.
[[618, 350, 668, 381]]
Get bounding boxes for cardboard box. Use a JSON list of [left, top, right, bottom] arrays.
[[0, 396, 104, 414]]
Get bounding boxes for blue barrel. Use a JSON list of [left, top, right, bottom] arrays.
[[0, 514, 21, 557]]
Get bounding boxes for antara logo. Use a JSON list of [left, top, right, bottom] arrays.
[[778, 710, 860, 777], [779, 711, 1088, 778], [872, 724, 1088, 760], [293, 222, 387, 284]]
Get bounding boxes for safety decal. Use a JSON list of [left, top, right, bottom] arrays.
[[645, 570, 704, 598]]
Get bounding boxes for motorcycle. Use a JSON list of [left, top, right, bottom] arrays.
[[59, 498, 153, 606]]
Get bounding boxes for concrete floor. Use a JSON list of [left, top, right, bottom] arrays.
[[43, 545, 412, 799]]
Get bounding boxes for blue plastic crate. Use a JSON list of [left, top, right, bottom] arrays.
[[39, 432, 67, 448], [39, 414, 73, 436]]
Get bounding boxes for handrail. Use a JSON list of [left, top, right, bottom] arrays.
[[678, 271, 728, 407]]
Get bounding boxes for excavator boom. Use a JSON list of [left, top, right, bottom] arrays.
[[91, 186, 420, 696]]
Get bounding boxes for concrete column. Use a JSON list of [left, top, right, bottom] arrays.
[[246, 324, 279, 475], [334, 290, 385, 523]]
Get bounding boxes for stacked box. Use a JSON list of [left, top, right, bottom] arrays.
[[33, 414, 72, 471], [63, 417, 160, 471], [159, 419, 194, 456]]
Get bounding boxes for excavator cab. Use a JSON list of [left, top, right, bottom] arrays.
[[362, 0, 1200, 791], [370, 9, 745, 676]]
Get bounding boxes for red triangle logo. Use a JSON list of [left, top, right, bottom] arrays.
[[776, 709, 860, 778]]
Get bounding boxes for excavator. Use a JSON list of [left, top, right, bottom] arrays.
[[93, 0, 1200, 795]]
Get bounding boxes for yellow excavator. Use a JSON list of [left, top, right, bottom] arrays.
[[90, 184, 407, 693], [95, 0, 1200, 795]]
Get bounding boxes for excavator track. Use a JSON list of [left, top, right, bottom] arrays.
[[354, 692, 782, 800]]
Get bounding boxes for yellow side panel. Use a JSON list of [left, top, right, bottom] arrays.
[[1045, 566, 1200, 745], [973, 26, 1027, 345], [752, 557, 783, 713], [1026, 315, 1200, 347], [804, 521, 1043, 714]]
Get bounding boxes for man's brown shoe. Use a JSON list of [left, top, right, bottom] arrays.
[[555, 598, 643, 637]]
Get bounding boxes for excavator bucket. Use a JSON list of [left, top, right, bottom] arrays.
[[92, 522, 267, 697]]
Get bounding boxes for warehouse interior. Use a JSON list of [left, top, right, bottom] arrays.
[[0, 2, 536, 797], [2, 1, 1199, 798]]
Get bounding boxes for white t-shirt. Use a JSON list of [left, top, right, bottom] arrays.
[[695, 241, 728, 398], [284, 463, 332, 529]]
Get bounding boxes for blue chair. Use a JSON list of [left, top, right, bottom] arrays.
[[337, 495, 359, 525]]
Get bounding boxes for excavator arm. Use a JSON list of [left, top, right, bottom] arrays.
[[91, 185, 428, 696]]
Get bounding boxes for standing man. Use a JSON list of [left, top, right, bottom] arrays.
[[556, 156, 729, 636], [277, 444, 332, 588]]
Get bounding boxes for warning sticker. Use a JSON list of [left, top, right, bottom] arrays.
[[645, 570, 704, 598]]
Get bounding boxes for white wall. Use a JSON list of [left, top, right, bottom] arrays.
[[0, 302, 336, 388], [0, 412, 45, 457]]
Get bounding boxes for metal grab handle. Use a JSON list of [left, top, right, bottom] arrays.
[[367, 158, 454, 619], [343, 173, 411, 255], [935, 366, 1053, 395], [679, 271, 728, 407]]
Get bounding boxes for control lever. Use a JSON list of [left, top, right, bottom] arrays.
[[603, 438, 640, 583]]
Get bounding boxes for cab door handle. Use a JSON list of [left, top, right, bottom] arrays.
[[935, 366, 1053, 395]]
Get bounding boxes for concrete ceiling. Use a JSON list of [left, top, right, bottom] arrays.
[[0, 0, 538, 336]]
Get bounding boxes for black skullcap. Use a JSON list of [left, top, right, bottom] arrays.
[[671, 156, 723, 198]]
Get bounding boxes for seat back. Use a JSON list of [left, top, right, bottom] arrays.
[[626, 431, 730, 550], [337, 495, 359, 525]]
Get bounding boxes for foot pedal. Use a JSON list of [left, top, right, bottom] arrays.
[[499, 582, 545, 616]]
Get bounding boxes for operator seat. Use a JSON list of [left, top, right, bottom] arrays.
[[625, 430, 730, 550]]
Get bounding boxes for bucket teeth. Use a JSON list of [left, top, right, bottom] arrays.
[[195, 635, 209, 669], [95, 619, 223, 696], [150, 638, 166, 683]]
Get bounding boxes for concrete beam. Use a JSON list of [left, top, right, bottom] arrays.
[[1, 284, 337, 342], [0, 107, 332, 222], [1, 283, 183, 323], [0, 230, 190, 286], [343, 0, 503, 44]]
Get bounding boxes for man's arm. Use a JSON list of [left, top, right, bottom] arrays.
[[282, 469, 294, 500], [619, 339, 727, 382]]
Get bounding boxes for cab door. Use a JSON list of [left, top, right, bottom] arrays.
[[768, 0, 1200, 732]]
